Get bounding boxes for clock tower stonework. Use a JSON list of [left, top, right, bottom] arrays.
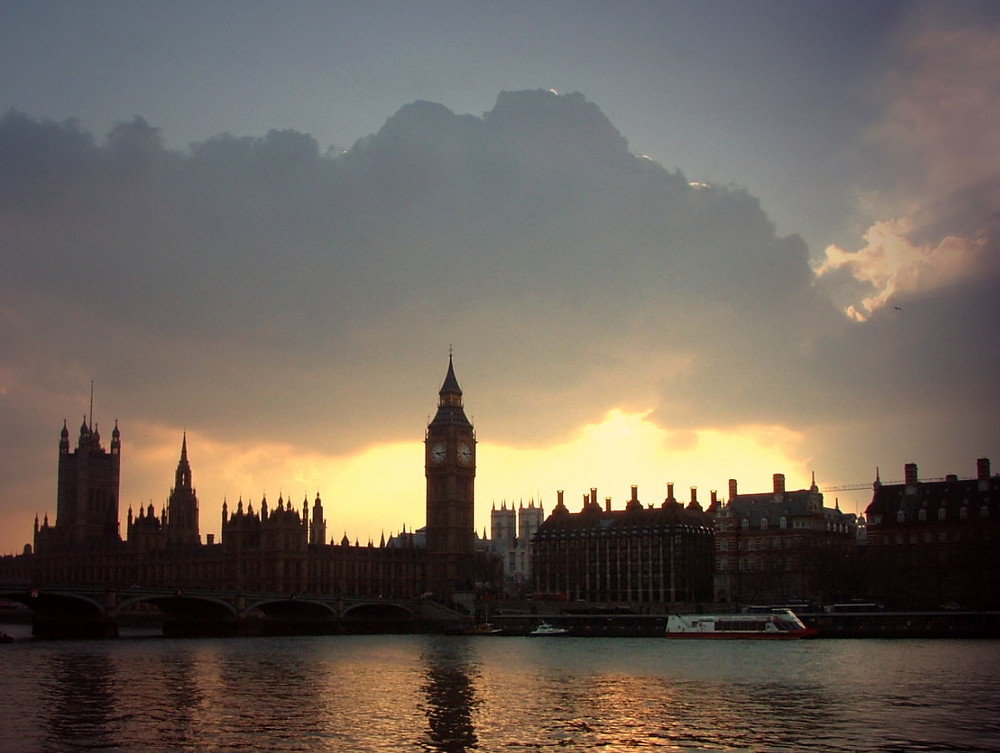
[[425, 355, 476, 598]]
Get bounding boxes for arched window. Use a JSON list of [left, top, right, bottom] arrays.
[[741, 519, 749, 531], [897, 509, 906, 523], [760, 517, 769, 530]]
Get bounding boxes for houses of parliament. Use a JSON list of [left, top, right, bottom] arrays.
[[4, 358, 481, 602], [4, 352, 998, 615]]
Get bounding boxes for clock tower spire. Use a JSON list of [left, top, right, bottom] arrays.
[[425, 354, 476, 599]]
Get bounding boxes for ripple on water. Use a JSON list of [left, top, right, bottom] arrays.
[[0, 634, 998, 752]]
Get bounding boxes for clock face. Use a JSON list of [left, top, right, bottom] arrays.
[[457, 442, 472, 465], [430, 442, 446, 464]]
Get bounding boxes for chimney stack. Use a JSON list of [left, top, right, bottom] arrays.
[[773, 473, 785, 495], [605, 497, 611, 512], [977, 457, 991, 480], [728, 478, 738, 501], [904, 463, 918, 486], [690, 487, 698, 504], [667, 482, 675, 501]]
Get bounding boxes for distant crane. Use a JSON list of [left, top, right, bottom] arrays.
[[822, 476, 955, 493], [821, 483, 878, 492]]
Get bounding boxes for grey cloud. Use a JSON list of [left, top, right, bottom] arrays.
[[0, 90, 995, 472]]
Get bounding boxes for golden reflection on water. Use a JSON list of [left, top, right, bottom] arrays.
[[1, 634, 998, 752]]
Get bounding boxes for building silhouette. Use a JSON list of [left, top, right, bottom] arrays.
[[532, 484, 715, 604], [864, 458, 999, 609], [489, 499, 544, 591], [12, 358, 480, 603], [35, 418, 122, 553], [424, 355, 478, 596], [9, 362, 996, 614]]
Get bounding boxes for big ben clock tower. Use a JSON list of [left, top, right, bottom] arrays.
[[425, 354, 476, 598]]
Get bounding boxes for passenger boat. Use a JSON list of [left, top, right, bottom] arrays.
[[665, 609, 818, 639], [529, 622, 570, 636]]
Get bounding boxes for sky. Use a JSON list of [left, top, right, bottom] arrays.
[[1, 0, 998, 554]]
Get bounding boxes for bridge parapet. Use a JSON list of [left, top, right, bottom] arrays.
[[0, 583, 468, 638]]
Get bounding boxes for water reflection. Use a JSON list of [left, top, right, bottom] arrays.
[[44, 650, 121, 751], [3, 636, 997, 752], [419, 639, 479, 752]]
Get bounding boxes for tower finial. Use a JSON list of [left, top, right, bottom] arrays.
[[89, 380, 94, 430]]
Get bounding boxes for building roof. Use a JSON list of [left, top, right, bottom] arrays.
[[866, 475, 1000, 522], [722, 489, 854, 527], [537, 499, 713, 535]]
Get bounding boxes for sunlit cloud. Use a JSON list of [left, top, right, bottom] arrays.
[[815, 219, 987, 321], [813, 25, 1000, 322]]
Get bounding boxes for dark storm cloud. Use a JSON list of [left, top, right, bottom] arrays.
[[1, 90, 996, 472]]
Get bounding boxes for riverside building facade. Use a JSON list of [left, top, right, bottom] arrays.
[[531, 484, 716, 605], [864, 458, 999, 609], [713, 473, 859, 607]]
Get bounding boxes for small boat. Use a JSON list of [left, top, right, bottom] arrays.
[[530, 622, 570, 636], [665, 609, 818, 639]]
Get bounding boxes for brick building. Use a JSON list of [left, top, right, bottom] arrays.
[[714, 473, 859, 607]]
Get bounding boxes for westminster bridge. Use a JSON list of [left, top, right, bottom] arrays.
[[0, 583, 471, 639]]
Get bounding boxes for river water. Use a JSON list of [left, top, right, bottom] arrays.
[[1, 624, 998, 752]]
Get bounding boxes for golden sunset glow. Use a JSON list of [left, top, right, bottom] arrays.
[[1, 5, 995, 556], [118, 409, 816, 547]]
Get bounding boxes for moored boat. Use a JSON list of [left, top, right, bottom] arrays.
[[529, 622, 570, 636], [665, 609, 818, 639]]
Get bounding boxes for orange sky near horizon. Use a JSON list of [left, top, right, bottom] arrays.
[[104, 408, 867, 552]]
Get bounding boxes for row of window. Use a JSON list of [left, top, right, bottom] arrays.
[[537, 526, 712, 539], [901, 506, 990, 522]]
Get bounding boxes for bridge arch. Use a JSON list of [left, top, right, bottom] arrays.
[[342, 601, 416, 632], [117, 592, 238, 618], [0, 587, 113, 638], [244, 597, 338, 618]]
